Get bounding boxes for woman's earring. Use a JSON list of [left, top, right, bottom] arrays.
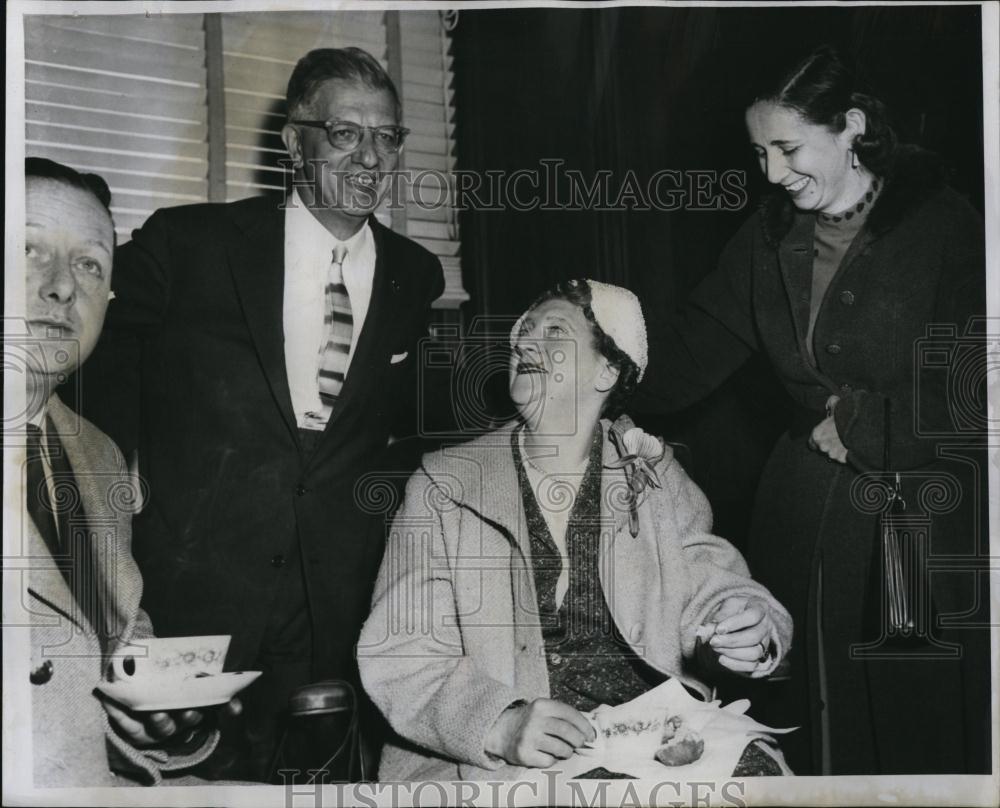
[[850, 149, 859, 170]]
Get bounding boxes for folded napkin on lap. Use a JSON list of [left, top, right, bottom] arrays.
[[548, 679, 796, 780]]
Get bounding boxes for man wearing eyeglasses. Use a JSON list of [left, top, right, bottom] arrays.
[[74, 47, 444, 781]]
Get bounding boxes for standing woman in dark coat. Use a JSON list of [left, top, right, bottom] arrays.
[[636, 46, 989, 775]]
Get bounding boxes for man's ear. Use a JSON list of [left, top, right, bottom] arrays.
[[594, 358, 620, 394], [281, 124, 303, 168]]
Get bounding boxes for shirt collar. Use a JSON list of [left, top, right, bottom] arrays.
[[26, 396, 50, 429], [286, 190, 371, 258]]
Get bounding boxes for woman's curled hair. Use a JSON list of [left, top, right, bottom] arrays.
[[752, 45, 898, 176]]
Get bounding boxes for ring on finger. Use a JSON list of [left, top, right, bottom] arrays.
[[756, 642, 768, 662]]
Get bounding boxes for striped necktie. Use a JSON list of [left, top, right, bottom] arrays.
[[316, 244, 352, 422]]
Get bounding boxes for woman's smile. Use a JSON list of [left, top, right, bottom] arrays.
[[784, 176, 809, 194]]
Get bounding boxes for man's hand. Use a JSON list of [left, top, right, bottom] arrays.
[[101, 696, 241, 748], [808, 394, 848, 463], [705, 596, 776, 678], [484, 698, 595, 768]]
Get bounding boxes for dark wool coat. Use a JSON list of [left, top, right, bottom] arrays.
[[635, 147, 990, 775]]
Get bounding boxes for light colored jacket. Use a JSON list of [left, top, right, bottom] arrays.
[[358, 418, 793, 781], [24, 394, 218, 786]]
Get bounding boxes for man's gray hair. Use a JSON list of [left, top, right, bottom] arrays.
[[286, 46, 401, 120]]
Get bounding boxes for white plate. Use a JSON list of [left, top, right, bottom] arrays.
[[96, 671, 262, 712]]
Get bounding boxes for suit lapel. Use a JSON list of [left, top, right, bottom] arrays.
[[47, 396, 142, 651], [451, 423, 631, 647], [227, 197, 298, 440], [837, 225, 878, 281], [598, 420, 632, 537], [313, 219, 409, 446], [445, 426, 539, 637], [775, 213, 816, 364], [26, 518, 81, 633], [29, 398, 88, 632], [438, 425, 528, 554]]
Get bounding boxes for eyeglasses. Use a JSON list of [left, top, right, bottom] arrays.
[[292, 120, 410, 154]]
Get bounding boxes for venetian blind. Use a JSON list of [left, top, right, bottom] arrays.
[[24, 13, 210, 243], [220, 10, 387, 201], [220, 10, 466, 308], [398, 13, 465, 308], [23, 10, 465, 308]]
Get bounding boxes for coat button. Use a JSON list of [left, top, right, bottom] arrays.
[[840, 383, 853, 393], [30, 660, 53, 685], [839, 290, 856, 305], [548, 653, 563, 667], [826, 344, 842, 355], [295, 484, 307, 496], [271, 554, 286, 568]]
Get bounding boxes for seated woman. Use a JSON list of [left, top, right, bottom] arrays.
[[358, 279, 793, 781]]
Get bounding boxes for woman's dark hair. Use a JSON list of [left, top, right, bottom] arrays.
[[286, 47, 401, 120], [752, 45, 897, 176], [25, 156, 113, 213], [525, 279, 640, 419]]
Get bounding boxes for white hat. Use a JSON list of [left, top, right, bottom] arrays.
[[509, 279, 649, 381]]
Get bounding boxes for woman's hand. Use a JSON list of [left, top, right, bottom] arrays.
[[705, 596, 777, 678], [485, 698, 596, 768], [808, 394, 848, 463], [101, 696, 241, 748]]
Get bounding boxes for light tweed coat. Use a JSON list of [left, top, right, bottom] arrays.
[[358, 418, 793, 781], [24, 394, 218, 786]]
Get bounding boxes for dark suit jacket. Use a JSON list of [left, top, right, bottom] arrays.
[[76, 195, 444, 677]]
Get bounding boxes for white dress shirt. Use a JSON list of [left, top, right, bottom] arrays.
[[283, 191, 376, 429]]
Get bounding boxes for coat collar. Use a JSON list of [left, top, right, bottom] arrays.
[[424, 419, 632, 555], [774, 214, 815, 356], [320, 218, 408, 424], [28, 395, 142, 649], [29, 395, 92, 631], [305, 217, 413, 462], [759, 145, 947, 248]]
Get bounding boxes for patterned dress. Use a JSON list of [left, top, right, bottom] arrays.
[[513, 424, 782, 777]]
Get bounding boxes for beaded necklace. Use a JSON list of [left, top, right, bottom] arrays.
[[818, 178, 881, 224]]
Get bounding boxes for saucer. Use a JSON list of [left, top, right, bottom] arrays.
[[96, 671, 262, 712]]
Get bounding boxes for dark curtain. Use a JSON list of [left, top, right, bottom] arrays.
[[454, 5, 983, 314], [450, 4, 984, 548]]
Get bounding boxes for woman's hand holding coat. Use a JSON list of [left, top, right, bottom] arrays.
[[808, 394, 849, 464]]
